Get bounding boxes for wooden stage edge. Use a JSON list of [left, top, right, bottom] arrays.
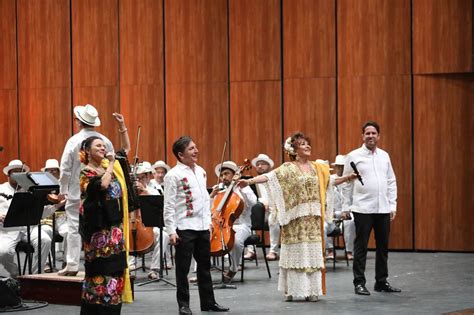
[[18, 272, 85, 306]]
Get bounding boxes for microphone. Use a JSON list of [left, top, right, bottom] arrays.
[[350, 161, 364, 186]]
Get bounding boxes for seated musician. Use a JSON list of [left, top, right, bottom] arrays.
[[211, 161, 257, 282], [40, 159, 68, 270], [150, 160, 170, 195], [325, 155, 356, 260], [133, 161, 171, 280], [0, 160, 52, 276]]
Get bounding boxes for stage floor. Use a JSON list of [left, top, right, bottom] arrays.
[[2, 251, 473, 314]]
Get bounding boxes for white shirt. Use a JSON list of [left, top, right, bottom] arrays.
[[342, 145, 397, 214], [331, 174, 344, 218], [149, 179, 164, 195], [163, 161, 211, 235], [59, 128, 114, 200], [146, 181, 160, 196]]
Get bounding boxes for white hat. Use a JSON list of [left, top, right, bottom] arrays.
[[73, 104, 101, 127], [136, 161, 153, 175], [214, 161, 238, 177], [332, 155, 346, 166], [41, 159, 60, 171], [3, 159, 30, 175], [251, 153, 274, 169], [152, 160, 170, 172]]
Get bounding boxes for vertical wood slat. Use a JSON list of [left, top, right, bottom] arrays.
[[165, 0, 227, 84], [18, 0, 71, 172], [0, 0, 18, 181], [413, 0, 473, 74], [283, 0, 336, 79], [337, 0, 411, 76], [283, 78, 336, 161], [166, 83, 229, 176], [120, 0, 165, 162], [230, 81, 281, 170], [230, 0, 281, 81], [414, 74, 474, 251], [72, 0, 119, 146]]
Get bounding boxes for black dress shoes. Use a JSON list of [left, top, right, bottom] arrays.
[[374, 282, 401, 293], [179, 306, 192, 315], [201, 303, 230, 312], [354, 284, 371, 295]]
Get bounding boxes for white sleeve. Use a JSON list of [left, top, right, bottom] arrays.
[[58, 139, 74, 195], [42, 205, 57, 219], [341, 156, 355, 213], [163, 173, 178, 235], [242, 186, 257, 208], [387, 156, 397, 212]]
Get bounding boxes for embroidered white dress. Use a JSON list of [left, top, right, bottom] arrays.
[[264, 162, 333, 298]]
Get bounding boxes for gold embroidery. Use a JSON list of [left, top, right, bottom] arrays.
[[281, 216, 322, 245]]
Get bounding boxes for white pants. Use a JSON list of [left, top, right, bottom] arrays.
[[128, 228, 171, 270], [151, 227, 170, 270], [0, 226, 52, 276], [64, 199, 81, 271], [324, 219, 356, 253], [229, 224, 251, 273]]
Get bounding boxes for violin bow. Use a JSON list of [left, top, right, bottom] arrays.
[[216, 140, 227, 187]]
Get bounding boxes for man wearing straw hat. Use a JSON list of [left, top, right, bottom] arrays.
[[244, 153, 280, 261], [57, 104, 119, 276]]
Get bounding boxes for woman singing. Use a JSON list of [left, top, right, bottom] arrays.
[[78, 114, 132, 314], [238, 132, 333, 302]]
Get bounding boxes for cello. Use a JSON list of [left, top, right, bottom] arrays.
[[210, 159, 251, 257], [116, 126, 154, 256]]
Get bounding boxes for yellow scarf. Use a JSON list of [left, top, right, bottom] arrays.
[[311, 161, 330, 295], [101, 159, 134, 303]]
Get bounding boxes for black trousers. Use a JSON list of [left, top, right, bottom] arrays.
[[175, 229, 216, 309], [352, 212, 391, 287]]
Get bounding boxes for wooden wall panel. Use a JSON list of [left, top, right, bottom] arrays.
[[120, 0, 163, 86], [0, 0, 17, 181], [338, 76, 412, 249], [230, 81, 281, 171], [0, 0, 16, 89], [120, 0, 165, 163], [338, 0, 411, 76], [413, 0, 473, 74], [18, 0, 70, 88], [414, 75, 474, 251], [283, 78, 336, 161], [0, 90, 18, 182], [283, 0, 335, 78], [72, 0, 119, 145], [165, 0, 227, 84], [230, 0, 280, 81], [72, 0, 118, 87], [120, 85, 164, 162], [17, 0, 71, 172], [166, 83, 228, 177], [19, 88, 71, 171], [73, 87, 119, 146]]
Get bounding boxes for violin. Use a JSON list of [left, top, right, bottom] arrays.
[[116, 127, 154, 256], [210, 159, 251, 257]]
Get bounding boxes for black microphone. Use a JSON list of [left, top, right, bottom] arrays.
[[350, 161, 364, 186]]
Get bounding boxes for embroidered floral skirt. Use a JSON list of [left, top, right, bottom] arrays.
[[80, 224, 126, 315]]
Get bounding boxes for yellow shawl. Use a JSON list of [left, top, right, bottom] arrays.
[[101, 159, 134, 303], [311, 161, 330, 295]]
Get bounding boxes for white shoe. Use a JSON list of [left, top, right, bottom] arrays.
[[284, 294, 293, 302], [305, 295, 319, 302]]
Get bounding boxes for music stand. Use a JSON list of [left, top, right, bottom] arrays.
[[4, 172, 59, 274], [137, 195, 175, 287]]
